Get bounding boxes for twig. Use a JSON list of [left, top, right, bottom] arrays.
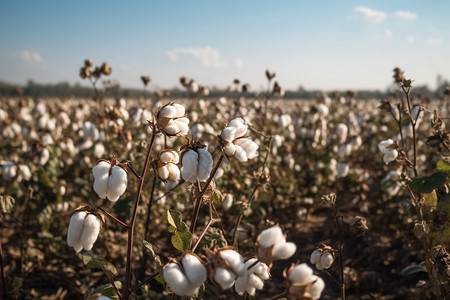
[[266, 290, 288, 300], [140, 174, 157, 280], [0, 236, 7, 300]]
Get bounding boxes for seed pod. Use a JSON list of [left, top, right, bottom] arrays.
[[181, 149, 213, 183]]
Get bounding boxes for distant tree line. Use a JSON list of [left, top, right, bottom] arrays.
[[0, 79, 448, 100]]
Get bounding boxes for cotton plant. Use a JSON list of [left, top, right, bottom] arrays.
[[67, 210, 103, 253], [310, 247, 335, 271], [220, 117, 259, 162], [92, 157, 128, 202], [285, 263, 325, 300], [181, 143, 213, 183], [235, 258, 270, 296], [156, 102, 189, 136], [378, 139, 399, 164], [154, 149, 181, 182], [256, 225, 297, 266]]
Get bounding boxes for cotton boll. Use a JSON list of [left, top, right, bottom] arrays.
[[159, 105, 178, 118], [320, 252, 334, 269], [197, 148, 213, 181], [378, 139, 394, 153], [219, 250, 246, 277], [233, 145, 247, 162], [93, 143, 105, 158], [182, 254, 207, 287], [164, 120, 180, 135], [107, 166, 128, 202], [214, 267, 236, 290], [310, 249, 321, 264], [174, 119, 189, 136], [335, 123, 348, 144], [234, 275, 248, 295], [223, 194, 233, 211], [67, 211, 87, 250], [214, 167, 224, 180], [228, 118, 247, 138], [272, 242, 297, 259], [248, 273, 264, 290], [18, 164, 32, 181], [224, 143, 236, 156], [288, 263, 313, 284], [163, 263, 191, 296], [158, 166, 170, 181], [221, 127, 237, 143], [383, 149, 398, 164], [258, 226, 286, 248], [93, 161, 110, 199], [182, 150, 199, 183], [308, 275, 325, 299], [39, 148, 50, 166], [2, 161, 17, 181], [80, 214, 101, 251], [173, 103, 186, 117], [235, 138, 259, 159], [337, 162, 349, 178]]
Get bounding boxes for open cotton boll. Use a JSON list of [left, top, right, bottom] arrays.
[[214, 267, 236, 290], [248, 273, 264, 290], [224, 143, 237, 156], [258, 226, 286, 248], [288, 263, 313, 284], [163, 263, 191, 296], [310, 249, 321, 264], [221, 127, 237, 143], [107, 166, 128, 202], [80, 214, 101, 251], [2, 161, 17, 181], [272, 242, 297, 260], [173, 103, 186, 117], [182, 254, 207, 287], [159, 105, 178, 118], [235, 138, 259, 159], [319, 252, 334, 269], [233, 145, 247, 162], [228, 118, 248, 138], [337, 162, 349, 178], [219, 250, 246, 277], [164, 119, 180, 135], [383, 149, 398, 164], [234, 275, 248, 295], [308, 275, 325, 299], [182, 150, 199, 183], [378, 139, 394, 153], [67, 211, 87, 250], [167, 163, 180, 182], [93, 161, 110, 199], [93, 143, 105, 158], [197, 148, 213, 181], [160, 151, 179, 164], [18, 164, 32, 181], [174, 119, 189, 136], [39, 148, 50, 166], [158, 166, 170, 181]]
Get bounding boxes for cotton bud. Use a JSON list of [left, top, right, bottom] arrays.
[[235, 258, 270, 296], [67, 211, 101, 253], [221, 118, 259, 162], [181, 148, 213, 183], [286, 263, 325, 300], [92, 159, 128, 202], [2, 161, 17, 181], [163, 253, 207, 297], [257, 226, 297, 265], [156, 103, 190, 137]]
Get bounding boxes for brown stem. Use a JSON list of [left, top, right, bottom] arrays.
[[0, 236, 7, 300], [189, 153, 225, 234], [331, 204, 345, 300], [402, 87, 418, 176], [99, 260, 123, 299], [266, 290, 288, 300], [140, 174, 157, 280], [98, 207, 128, 229], [123, 129, 158, 299]]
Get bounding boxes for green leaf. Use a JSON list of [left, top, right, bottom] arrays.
[[93, 281, 122, 299], [400, 263, 427, 276], [0, 195, 15, 214], [423, 190, 438, 207], [408, 172, 447, 194], [38, 168, 54, 189], [213, 193, 223, 205], [82, 252, 118, 277], [171, 230, 192, 252]]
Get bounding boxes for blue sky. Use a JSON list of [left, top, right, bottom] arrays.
[[1, 1, 449, 91]]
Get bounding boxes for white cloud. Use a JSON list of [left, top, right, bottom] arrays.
[[394, 10, 417, 21], [384, 29, 392, 38], [166, 46, 226, 68], [406, 36, 416, 43], [427, 38, 443, 46], [233, 58, 243, 68], [354, 6, 386, 23], [14, 50, 42, 63]]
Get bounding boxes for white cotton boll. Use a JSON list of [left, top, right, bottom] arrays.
[[256, 263, 270, 280], [163, 263, 191, 296], [41, 133, 54, 146], [336, 123, 348, 144], [197, 148, 213, 181], [214, 267, 236, 290], [235, 138, 259, 159], [288, 263, 313, 284], [279, 114, 292, 127], [224, 143, 237, 156], [67, 211, 87, 250], [160, 151, 178, 164], [219, 250, 246, 277], [234, 275, 248, 295], [80, 214, 101, 251], [378, 139, 394, 153], [221, 127, 237, 143], [246, 285, 256, 296], [381, 169, 402, 184], [182, 254, 207, 287], [337, 162, 349, 178], [383, 149, 398, 164], [79, 139, 94, 151], [233, 145, 247, 162], [214, 167, 224, 180], [39, 148, 50, 166], [337, 144, 352, 158], [158, 166, 170, 181], [173, 103, 186, 117], [159, 106, 178, 118], [167, 163, 180, 182], [93, 143, 105, 158], [2, 161, 17, 181], [174, 119, 189, 136], [310, 249, 321, 264], [223, 194, 233, 211], [107, 166, 128, 202], [272, 242, 297, 260], [93, 161, 110, 199], [350, 136, 362, 149], [164, 119, 180, 135], [317, 104, 329, 117], [308, 275, 325, 299], [320, 252, 334, 269], [248, 273, 264, 290], [182, 150, 199, 183], [0, 108, 7, 121], [258, 226, 286, 248], [18, 165, 32, 181], [228, 118, 247, 138]]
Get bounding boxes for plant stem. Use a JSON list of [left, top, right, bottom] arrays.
[[189, 153, 225, 234], [123, 129, 158, 299], [0, 236, 7, 300], [402, 87, 418, 176], [140, 174, 157, 280], [331, 204, 345, 300], [266, 290, 288, 300], [98, 207, 128, 229]]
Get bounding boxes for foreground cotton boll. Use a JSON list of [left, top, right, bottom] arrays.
[[67, 211, 87, 253], [288, 263, 313, 284], [92, 160, 128, 202], [219, 249, 246, 277], [221, 118, 259, 162], [378, 139, 394, 153], [214, 267, 237, 290], [272, 242, 297, 260], [163, 263, 191, 296], [181, 149, 213, 183], [2, 161, 17, 181], [80, 214, 101, 251], [235, 258, 270, 296], [383, 149, 398, 164], [93, 161, 110, 199], [157, 103, 190, 137], [182, 254, 207, 287], [258, 226, 286, 248]]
